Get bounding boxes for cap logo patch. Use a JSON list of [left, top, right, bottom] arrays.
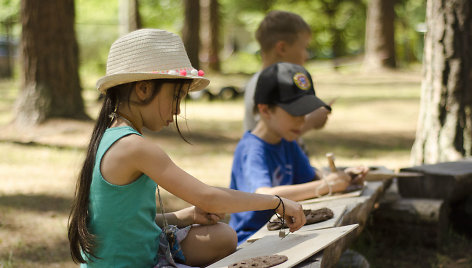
[[293, 73, 311, 90]]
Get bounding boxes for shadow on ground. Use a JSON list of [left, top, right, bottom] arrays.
[[0, 194, 72, 215], [0, 194, 75, 266], [352, 223, 472, 268], [1, 237, 73, 265]]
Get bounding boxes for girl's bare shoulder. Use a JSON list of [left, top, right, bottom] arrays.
[[115, 134, 168, 158], [115, 134, 172, 168]]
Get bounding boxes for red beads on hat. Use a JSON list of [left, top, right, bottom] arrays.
[[164, 68, 204, 77]]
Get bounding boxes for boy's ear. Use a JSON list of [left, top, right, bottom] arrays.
[[135, 81, 154, 101], [274, 40, 287, 57], [257, 104, 271, 118]]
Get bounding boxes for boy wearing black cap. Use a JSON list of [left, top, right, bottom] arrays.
[[229, 62, 368, 244], [243, 10, 332, 134]]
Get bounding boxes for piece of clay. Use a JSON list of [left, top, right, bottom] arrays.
[[267, 208, 334, 231], [228, 254, 288, 268]]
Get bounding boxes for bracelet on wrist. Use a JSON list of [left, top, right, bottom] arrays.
[[271, 195, 286, 237], [274, 195, 283, 211]]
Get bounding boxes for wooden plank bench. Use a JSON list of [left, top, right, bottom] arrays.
[[213, 174, 391, 267], [296, 180, 390, 267]]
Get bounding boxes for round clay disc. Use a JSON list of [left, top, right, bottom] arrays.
[[228, 254, 289, 268]]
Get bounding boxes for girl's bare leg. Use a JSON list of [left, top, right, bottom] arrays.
[[180, 222, 237, 267]]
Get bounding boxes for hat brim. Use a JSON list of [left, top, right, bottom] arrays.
[[277, 94, 328, 116], [96, 72, 210, 94]]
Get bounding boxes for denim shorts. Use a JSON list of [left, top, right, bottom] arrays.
[[154, 225, 191, 268]]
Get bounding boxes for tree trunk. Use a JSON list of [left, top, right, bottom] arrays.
[[208, 0, 221, 71], [200, 0, 220, 71], [182, 0, 200, 69], [363, 0, 397, 71], [119, 0, 141, 36], [411, 0, 472, 164], [16, 0, 88, 125]]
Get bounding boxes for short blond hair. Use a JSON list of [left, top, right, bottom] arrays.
[[255, 11, 311, 53]]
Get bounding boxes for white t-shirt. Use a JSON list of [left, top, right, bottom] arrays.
[[243, 72, 261, 132]]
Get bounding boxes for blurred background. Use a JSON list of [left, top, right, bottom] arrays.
[[0, 0, 426, 91]]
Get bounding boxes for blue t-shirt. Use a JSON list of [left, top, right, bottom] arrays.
[[229, 131, 316, 243]]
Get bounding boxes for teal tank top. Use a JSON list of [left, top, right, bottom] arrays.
[[81, 126, 162, 267]]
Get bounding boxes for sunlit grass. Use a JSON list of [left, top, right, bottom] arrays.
[[0, 79, 18, 125]]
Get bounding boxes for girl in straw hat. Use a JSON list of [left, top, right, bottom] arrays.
[[68, 29, 306, 267]]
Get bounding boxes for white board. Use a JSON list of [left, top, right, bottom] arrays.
[[245, 204, 347, 243], [207, 224, 358, 268]]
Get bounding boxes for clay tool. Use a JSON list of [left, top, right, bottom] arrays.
[[326, 152, 337, 172]]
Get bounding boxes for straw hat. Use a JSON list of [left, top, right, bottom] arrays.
[[96, 29, 210, 93]]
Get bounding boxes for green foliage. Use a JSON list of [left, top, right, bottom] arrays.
[[273, 0, 366, 58], [0, 0, 19, 22], [221, 51, 261, 74], [218, 0, 368, 60], [75, 0, 185, 87], [139, 0, 183, 32], [0, 0, 20, 36], [219, 0, 425, 68], [75, 0, 119, 89], [395, 0, 427, 64], [221, 0, 276, 13], [0, 0, 427, 79]]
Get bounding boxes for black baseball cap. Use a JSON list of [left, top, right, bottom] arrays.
[[254, 62, 329, 116]]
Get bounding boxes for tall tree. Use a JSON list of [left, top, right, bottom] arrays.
[[208, 0, 221, 71], [200, 0, 221, 71], [411, 0, 472, 164], [15, 0, 87, 125], [119, 0, 141, 36], [363, 0, 397, 70], [182, 0, 200, 69]]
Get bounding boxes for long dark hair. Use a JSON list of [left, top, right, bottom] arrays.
[[68, 79, 191, 263]]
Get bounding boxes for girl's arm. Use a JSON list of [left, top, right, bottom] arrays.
[[132, 138, 306, 232], [155, 206, 224, 228]]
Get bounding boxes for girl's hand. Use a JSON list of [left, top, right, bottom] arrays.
[[192, 206, 224, 225], [275, 197, 306, 233]]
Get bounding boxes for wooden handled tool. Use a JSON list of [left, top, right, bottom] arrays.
[[326, 152, 337, 172]]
